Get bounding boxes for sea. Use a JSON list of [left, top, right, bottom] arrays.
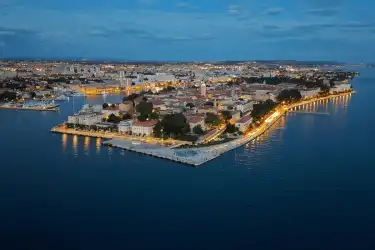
[[1, 68, 375, 250]]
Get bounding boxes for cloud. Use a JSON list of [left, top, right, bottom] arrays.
[[228, 4, 241, 16], [175, 2, 199, 9], [138, 0, 154, 4], [0, 2, 373, 61], [305, 8, 339, 16], [175, 2, 188, 8], [263, 7, 284, 16], [306, 0, 346, 8], [88, 25, 216, 43], [341, 21, 374, 28], [262, 25, 281, 30]]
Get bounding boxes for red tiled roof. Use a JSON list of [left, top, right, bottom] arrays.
[[133, 120, 157, 127], [187, 117, 204, 124], [237, 115, 252, 124], [151, 99, 164, 106], [177, 98, 191, 102]]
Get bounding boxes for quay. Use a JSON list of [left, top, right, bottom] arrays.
[[50, 91, 354, 166], [0, 105, 60, 112]]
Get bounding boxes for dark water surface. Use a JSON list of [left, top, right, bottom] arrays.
[[1, 69, 375, 250]]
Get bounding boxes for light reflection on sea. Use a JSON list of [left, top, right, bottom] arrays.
[[232, 96, 350, 168]]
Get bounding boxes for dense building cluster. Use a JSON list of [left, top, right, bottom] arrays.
[[0, 60, 356, 143]]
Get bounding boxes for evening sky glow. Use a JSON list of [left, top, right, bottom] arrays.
[[0, 0, 373, 62]]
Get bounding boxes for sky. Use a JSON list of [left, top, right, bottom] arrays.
[[0, 0, 374, 62]]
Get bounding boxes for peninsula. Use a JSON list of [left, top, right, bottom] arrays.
[[27, 61, 356, 165]]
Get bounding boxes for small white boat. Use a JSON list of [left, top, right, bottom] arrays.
[[55, 95, 69, 101]]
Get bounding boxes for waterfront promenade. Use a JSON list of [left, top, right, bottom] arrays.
[[51, 91, 354, 166], [50, 126, 188, 147]]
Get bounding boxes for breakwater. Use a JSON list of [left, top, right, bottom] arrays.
[[0, 105, 59, 112]]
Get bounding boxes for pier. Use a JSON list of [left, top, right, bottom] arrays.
[[0, 105, 59, 112]]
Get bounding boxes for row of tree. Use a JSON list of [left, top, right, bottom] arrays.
[[277, 89, 302, 102], [0, 91, 19, 102], [154, 113, 190, 138], [251, 100, 278, 121]]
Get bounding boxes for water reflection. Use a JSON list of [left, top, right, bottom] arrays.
[[72, 135, 78, 157], [234, 95, 351, 167], [60, 134, 104, 156], [96, 137, 101, 154], [84, 136, 90, 155], [62, 134, 67, 152]]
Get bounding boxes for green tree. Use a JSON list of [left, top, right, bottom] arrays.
[[320, 85, 330, 94], [136, 101, 153, 121], [205, 113, 221, 126], [225, 123, 238, 134], [251, 100, 277, 121], [90, 125, 98, 131], [162, 113, 190, 137], [221, 111, 232, 122], [186, 103, 195, 109], [107, 114, 121, 123], [150, 112, 159, 120], [153, 121, 163, 138], [277, 89, 302, 102], [166, 86, 176, 92], [122, 113, 133, 120], [193, 125, 204, 135]]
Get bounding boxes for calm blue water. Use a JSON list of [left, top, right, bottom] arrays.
[[1, 69, 375, 250]]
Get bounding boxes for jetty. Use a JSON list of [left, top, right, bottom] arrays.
[[0, 105, 59, 112]]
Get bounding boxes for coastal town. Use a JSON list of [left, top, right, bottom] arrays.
[[0, 60, 357, 165]]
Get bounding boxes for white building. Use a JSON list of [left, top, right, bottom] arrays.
[[331, 83, 352, 93], [235, 101, 254, 113], [79, 114, 103, 126], [300, 88, 320, 99], [201, 82, 207, 97], [187, 117, 205, 132], [235, 115, 253, 133], [81, 104, 103, 113], [68, 113, 103, 126], [131, 120, 157, 136], [67, 115, 79, 124], [120, 78, 132, 88], [118, 120, 133, 134]]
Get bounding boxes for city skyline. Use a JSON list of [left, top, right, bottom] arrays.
[[0, 0, 374, 62]]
